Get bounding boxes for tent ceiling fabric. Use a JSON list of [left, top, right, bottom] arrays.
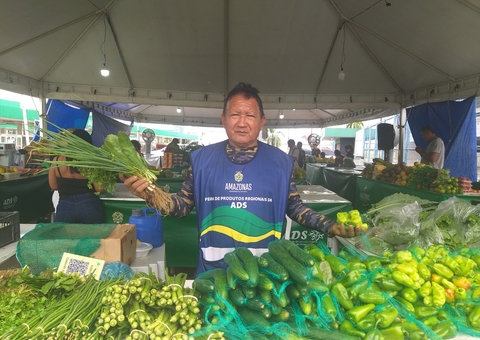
[[1, 0, 480, 128]]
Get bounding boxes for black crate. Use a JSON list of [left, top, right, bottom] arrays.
[[0, 211, 20, 248]]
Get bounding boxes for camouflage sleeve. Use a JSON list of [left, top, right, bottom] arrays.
[[286, 179, 336, 235], [168, 166, 196, 217]]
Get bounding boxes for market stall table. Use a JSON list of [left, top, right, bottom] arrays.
[[355, 177, 478, 212], [0, 174, 54, 223], [101, 184, 352, 269]]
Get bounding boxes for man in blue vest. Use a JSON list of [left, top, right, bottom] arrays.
[[122, 82, 365, 276]]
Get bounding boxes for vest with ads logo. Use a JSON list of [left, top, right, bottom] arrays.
[[190, 140, 293, 275]]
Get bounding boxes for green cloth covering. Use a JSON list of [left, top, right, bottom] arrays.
[[17, 223, 117, 274], [0, 174, 54, 223]]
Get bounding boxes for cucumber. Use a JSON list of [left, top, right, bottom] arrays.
[[279, 239, 315, 267], [268, 241, 310, 284], [306, 327, 362, 340], [235, 247, 259, 287], [246, 296, 265, 311], [286, 284, 301, 300], [224, 252, 249, 281], [194, 278, 215, 295], [295, 282, 309, 296], [270, 297, 282, 315], [260, 305, 272, 319], [257, 288, 272, 304], [226, 267, 237, 289], [238, 308, 272, 332], [257, 255, 269, 268], [260, 253, 289, 281], [298, 296, 313, 315], [269, 309, 290, 322], [272, 282, 289, 307], [229, 288, 247, 307], [242, 285, 257, 299], [307, 278, 329, 294], [258, 273, 274, 291]]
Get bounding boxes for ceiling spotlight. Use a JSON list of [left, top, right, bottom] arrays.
[[279, 113, 284, 119], [176, 107, 182, 113], [292, 109, 296, 111], [338, 68, 345, 81], [100, 64, 110, 77]]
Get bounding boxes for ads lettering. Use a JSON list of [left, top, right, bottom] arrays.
[[3, 196, 18, 209], [230, 202, 247, 209]]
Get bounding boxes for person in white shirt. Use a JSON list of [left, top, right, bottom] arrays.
[[287, 139, 300, 167], [415, 126, 445, 169]]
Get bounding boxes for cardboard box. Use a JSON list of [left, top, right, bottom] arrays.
[[90, 224, 137, 265]]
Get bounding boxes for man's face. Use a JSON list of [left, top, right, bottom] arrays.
[[221, 94, 266, 149], [421, 130, 433, 142]]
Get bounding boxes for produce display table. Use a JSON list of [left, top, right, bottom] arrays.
[[0, 174, 54, 223], [306, 164, 360, 204], [355, 177, 477, 212], [101, 184, 352, 268]]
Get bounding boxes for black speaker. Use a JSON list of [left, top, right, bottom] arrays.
[[377, 123, 395, 150]]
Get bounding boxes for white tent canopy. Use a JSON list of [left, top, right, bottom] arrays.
[[1, 0, 480, 128]]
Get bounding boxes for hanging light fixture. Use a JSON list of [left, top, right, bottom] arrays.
[[176, 107, 182, 113], [100, 14, 110, 77], [338, 22, 346, 81], [279, 110, 284, 119]]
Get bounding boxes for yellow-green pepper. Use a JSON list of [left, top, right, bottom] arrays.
[[414, 305, 439, 319], [377, 277, 404, 291], [338, 269, 363, 288], [419, 281, 432, 298], [433, 263, 454, 279], [399, 287, 418, 304], [358, 289, 386, 305], [455, 287, 467, 300], [364, 328, 385, 340], [417, 263, 431, 281], [379, 324, 405, 340], [339, 319, 365, 338], [431, 320, 457, 339], [469, 305, 480, 329], [332, 282, 353, 310], [432, 281, 446, 307], [395, 250, 413, 263], [348, 279, 369, 300], [441, 278, 457, 291], [392, 270, 415, 287], [394, 296, 415, 314], [336, 211, 349, 224], [441, 256, 461, 276], [452, 277, 471, 290], [356, 312, 376, 331]]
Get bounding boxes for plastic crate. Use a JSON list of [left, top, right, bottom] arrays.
[[0, 211, 20, 248]]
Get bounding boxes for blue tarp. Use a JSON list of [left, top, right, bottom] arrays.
[[407, 96, 477, 181], [44, 100, 131, 147]]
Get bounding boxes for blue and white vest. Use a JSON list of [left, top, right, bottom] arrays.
[[190, 140, 293, 275]]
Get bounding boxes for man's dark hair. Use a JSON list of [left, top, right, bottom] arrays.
[[172, 138, 179, 144], [421, 126, 435, 134], [131, 140, 141, 152], [223, 82, 265, 117], [288, 139, 295, 146]]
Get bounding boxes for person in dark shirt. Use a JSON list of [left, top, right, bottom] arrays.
[[297, 141, 306, 169], [121, 83, 364, 275], [48, 129, 104, 223], [311, 144, 321, 158], [334, 149, 344, 164]]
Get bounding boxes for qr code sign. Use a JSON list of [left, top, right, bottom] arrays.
[[65, 258, 90, 276], [58, 252, 105, 279]]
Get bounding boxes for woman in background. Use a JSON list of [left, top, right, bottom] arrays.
[[48, 129, 104, 223]]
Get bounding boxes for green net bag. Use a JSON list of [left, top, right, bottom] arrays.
[[16, 222, 117, 273]]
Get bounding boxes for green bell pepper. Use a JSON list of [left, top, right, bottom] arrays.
[[325, 254, 347, 276], [421, 316, 439, 327], [364, 257, 382, 272], [337, 211, 349, 224], [321, 293, 337, 321], [414, 305, 439, 319], [339, 319, 365, 338], [356, 312, 376, 331], [394, 296, 415, 314], [346, 303, 376, 323], [358, 289, 387, 305], [379, 324, 405, 340], [468, 305, 480, 329], [375, 305, 399, 329], [364, 328, 385, 340], [431, 320, 457, 339], [433, 263, 454, 279], [408, 330, 428, 340], [392, 270, 415, 287], [441, 278, 457, 291], [332, 282, 354, 310], [346, 261, 367, 271], [399, 287, 418, 304], [437, 310, 449, 321], [338, 269, 363, 288], [453, 255, 477, 277], [377, 277, 404, 291], [349, 279, 369, 300], [396, 263, 416, 276]]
